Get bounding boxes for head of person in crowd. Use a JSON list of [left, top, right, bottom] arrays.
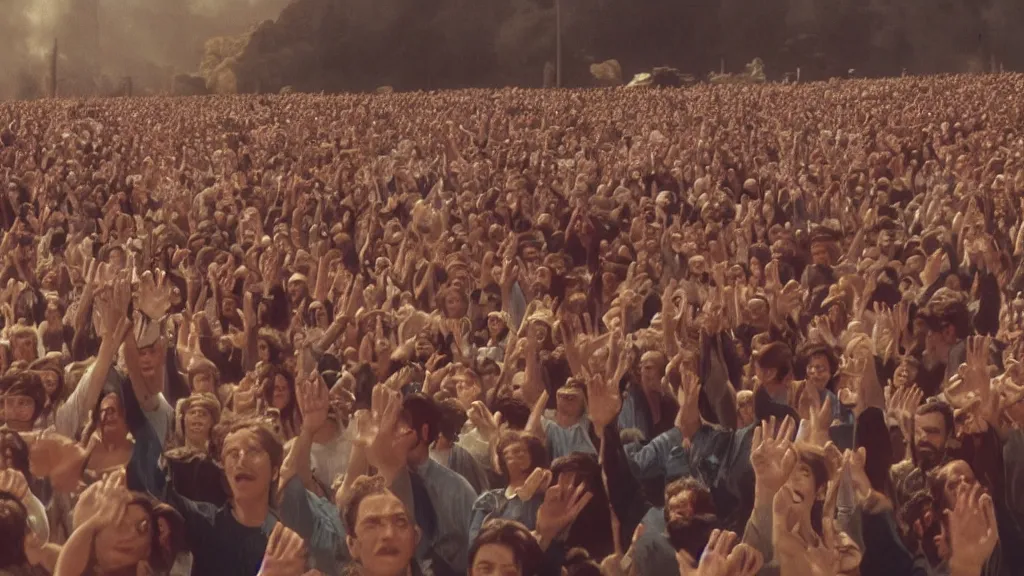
[[918, 288, 969, 364], [93, 494, 184, 574], [28, 353, 65, 411], [555, 378, 587, 424], [914, 398, 954, 471], [134, 318, 168, 381], [401, 393, 441, 467], [495, 430, 548, 485], [188, 357, 220, 396], [469, 519, 546, 576], [219, 418, 284, 506], [343, 475, 420, 576], [664, 477, 716, 525], [0, 371, 46, 432], [7, 325, 37, 365], [175, 393, 221, 450], [262, 366, 297, 417], [796, 341, 838, 394]]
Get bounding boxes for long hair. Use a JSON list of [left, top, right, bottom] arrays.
[[0, 495, 28, 568]]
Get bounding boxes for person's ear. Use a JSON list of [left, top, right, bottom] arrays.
[[413, 525, 421, 548], [346, 535, 360, 562]]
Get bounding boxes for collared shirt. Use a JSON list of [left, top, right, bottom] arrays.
[[412, 458, 477, 574], [542, 412, 597, 460]]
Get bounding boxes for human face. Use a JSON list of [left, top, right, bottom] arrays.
[[222, 429, 274, 503], [454, 374, 481, 410], [783, 461, 818, 515], [314, 306, 329, 328], [192, 371, 215, 394], [529, 322, 549, 345], [893, 359, 918, 388], [487, 316, 506, 339], [287, 280, 306, 305], [736, 393, 754, 428], [45, 303, 62, 326], [271, 374, 291, 409], [347, 493, 418, 576], [1, 395, 36, 429], [938, 460, 976, 510], [36, 371, 59, 399], [666, 488, 696, 522], [640, 357, 664, 390], [805, 354, 831, 389], [137, 341, 164, 380], [93, 503, 153, 571], [221, 297, 238, 318], [184, 405, 214, 442], [472, 543, 521, 576], [810, 242, 830, 266], [258, 339, 271, 362], [99, 394, 128, 440], [501, 440, 531, 479], [414, 338, 435, 360], [12, 335, 36, 363], [444, 292, 467, 318], [555, 387, 585, 420], [108, 249, 126, 272], [914, 411, 948, 469]]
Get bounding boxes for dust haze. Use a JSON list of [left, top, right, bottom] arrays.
[[0, 0, 290, 99], [4, 0, 1024, 99]]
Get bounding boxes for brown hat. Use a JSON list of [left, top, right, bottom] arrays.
[[187, 356, 218, 380]]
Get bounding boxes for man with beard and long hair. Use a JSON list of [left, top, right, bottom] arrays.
[[890, 399, 954, 509]]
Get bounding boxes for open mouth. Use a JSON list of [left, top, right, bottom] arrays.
[[790, 489, 806, 505], [234, 472, 257, 483]]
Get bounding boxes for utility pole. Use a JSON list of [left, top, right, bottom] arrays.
[[555, 0, 562, 88], [50, 39, 58, 98]]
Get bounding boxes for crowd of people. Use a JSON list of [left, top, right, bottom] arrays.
[[0, 74, 1022, 576]]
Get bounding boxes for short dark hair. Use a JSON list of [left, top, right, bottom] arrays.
[[436, 398, 468, 443], [755, 341, 793, 381], [663, 477, 716, 525], [916, 398, 954, 438], [469, 519, 544, 576], [342, 475, 393, 535], [490, 396, 531, 430], [402, 393, 442, 444], [0, 371, 46, 422]]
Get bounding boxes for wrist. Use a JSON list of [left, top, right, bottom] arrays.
[[948, 556, 981, 576]]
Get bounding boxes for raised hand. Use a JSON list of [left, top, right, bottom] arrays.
[[674, 369, 701, 439], [948, 482, 999, 575], [750, 416, 797, 495], [467, 401, 504, 444], [91, 471, 132, 528], [297, 372, 330, 435], [260, 523, 308, 576], [364, 386, 415, 482], [515, 467, 553, 502], [0, 468, 29, 500], [137, 268, 173, 320], [586, 372, 622, 432], [677, 529, 764, 576], [535, 473, 593, 547]]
